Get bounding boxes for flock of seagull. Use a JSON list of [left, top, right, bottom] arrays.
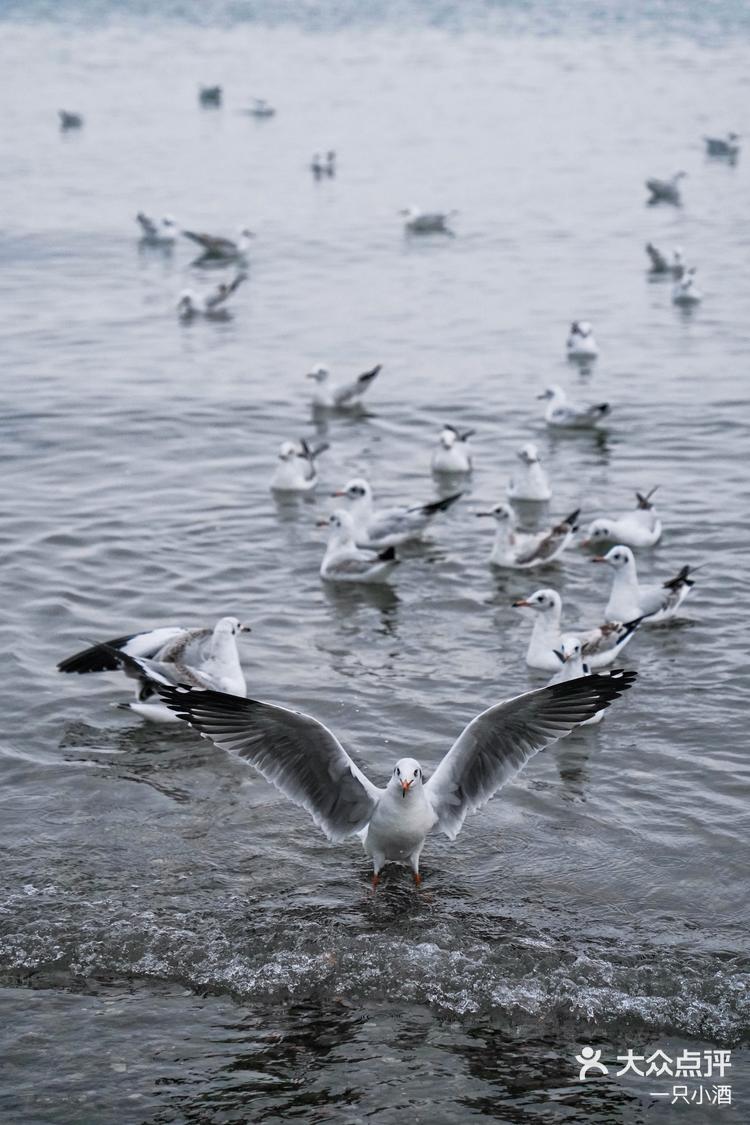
[[54, 102, 738, 887]]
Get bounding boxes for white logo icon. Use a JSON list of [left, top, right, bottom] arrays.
[[576, 1046, 609, 1080]]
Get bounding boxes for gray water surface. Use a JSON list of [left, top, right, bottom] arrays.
[[1, 4, 749, 1122]]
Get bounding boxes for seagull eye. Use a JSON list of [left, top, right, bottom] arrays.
[[396, 767, 400, 776]]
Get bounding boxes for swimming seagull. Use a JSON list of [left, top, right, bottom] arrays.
[[537, 385, 610, 429], [270, 439, 329, 493], [58, 618, 250, 722], [318, 510, 399, 584], [704, 133, 740, 159], [400, 206, 457, 236], [645, 171, 686, 205], [332, 478, 463, 548], [155, 669, 636, 886], [136, 212, 178, 246], [476, 503, 579, 569], [311, 151, 336, 177], [59, 110, 83, 130], [592, 546, 695, 624], [306, 363, 382, 409], [246, 98, 276, 118], [507, 443, 552, 502], [672, 267, 702, 306], [645, 243, 684, 277], [512, 588, 642, 671], [177, 273, 245, 319], [566, 321, 599, 361], [547, 637, 604, 726], [199, 85, 222, 106], [431, 425, 474, 474], [182, 227, 254, 262], [582, 488, 662, 549]]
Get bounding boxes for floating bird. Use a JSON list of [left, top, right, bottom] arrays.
[[59, 110, 83, 130], [306, 362, 381, 410], [537, 385, 610, 429], [246, 98, 276, 118], [672, 267, 702, 306], [400, 206, 457, 236], [182, 227, 253, 262], [476, 503, 579, 569], [270, 439, 329, 493], [177, 273, 245, 319], [582, 488, 662, 549], [58, 618, 249, 722], [592, 546, 695, 624], [156, 669, 636, 886], [566, 320, 599, 361], [311, 151, 336, 177], [431, 425, 474, 474], [136, 212, 178, 246], [507, 443, 552, 502], [547, 637, 604, 725], [645, 243, 684, 277], [512, 588, 642, 671], [646, 171, 686, 205], [333, 478, 462, 548], [704, 133, 740, 159], [319, 510, 399, 584], [199, 85, 222, 106]]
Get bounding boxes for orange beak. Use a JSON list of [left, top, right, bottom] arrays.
[[316, 518, 330, 527], [330, 490, 346, 497], [401, 780, 412, 798], [591, 556, 607, 564], [512, 598, 531, 607]]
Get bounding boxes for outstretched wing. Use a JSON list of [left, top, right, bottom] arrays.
[[136, 212, 158, 237], [58, 626, 186, 674], [157, 686, 383, 841], [333, 364, 382, 405], [425, 671, 637, 839]]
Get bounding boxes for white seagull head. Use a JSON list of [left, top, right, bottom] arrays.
[[476, 502, 515, 525], [306, 363, 330, 383], [513, 588, 562, 615], [332, 477, 372, 506], [555, 635, 583, 664], [583, 518, 615, 545], [592, 545, 635, 571], [214, 616, 250, 637], [278, 440, 299, 461], [388, 757, 423, 799], [517, 442, 540, 465]]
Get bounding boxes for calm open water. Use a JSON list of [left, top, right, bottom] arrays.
[[1, 2, 749, 1122]]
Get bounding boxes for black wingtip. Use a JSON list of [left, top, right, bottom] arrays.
[[57, 634, 136, 675], [423, 491, 463, 515], [663, 565, 693, 590], [378, 545, 398, 562], [563, 508, 581, 527], [358, 364, 382, 384]]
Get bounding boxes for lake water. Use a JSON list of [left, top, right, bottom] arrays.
[[0, 2, 748, 1122]]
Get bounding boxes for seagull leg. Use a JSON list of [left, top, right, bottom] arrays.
[[413, 873, 422, 887], [371, 854, 385, 890]]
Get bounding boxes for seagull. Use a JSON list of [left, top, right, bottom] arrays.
[[319, 510, 399, 584], [400, 206, 457, 236], [645, 243, 684, 277], [582, 488, 662, 549], [507, 443, 552, 502], [672, 267, 702, 305], [704, 133, 740, 159], [332, 478, 463, 548], [547, 637, 604, 725], [592, 546, 695, 624], [476, 503, 579, 569], [512, 588, 642, 671], [59, 110, 83, 130], [58, 617, 249, 722], [537, 385, 610, 429], [199, 85, 222, 106], [155, 669, 637, 886], [182, 227, 253, 262], [431, 425, 474, 474], [177, 273, 245, 319], [311, 151, 336, 177], [136, 212, 178, 246], [270, 439, 329, 493], [306, 362, 382, 409], [566, 321, 599, 361], [646, 171, 686, 205], [246, 98, 276, 118]]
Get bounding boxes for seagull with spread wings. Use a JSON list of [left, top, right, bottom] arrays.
[[157, 670, 636, 886]]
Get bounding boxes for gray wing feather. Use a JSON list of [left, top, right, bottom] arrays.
[[425, 672, 636, 839], [156, 686, 383, 841]]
